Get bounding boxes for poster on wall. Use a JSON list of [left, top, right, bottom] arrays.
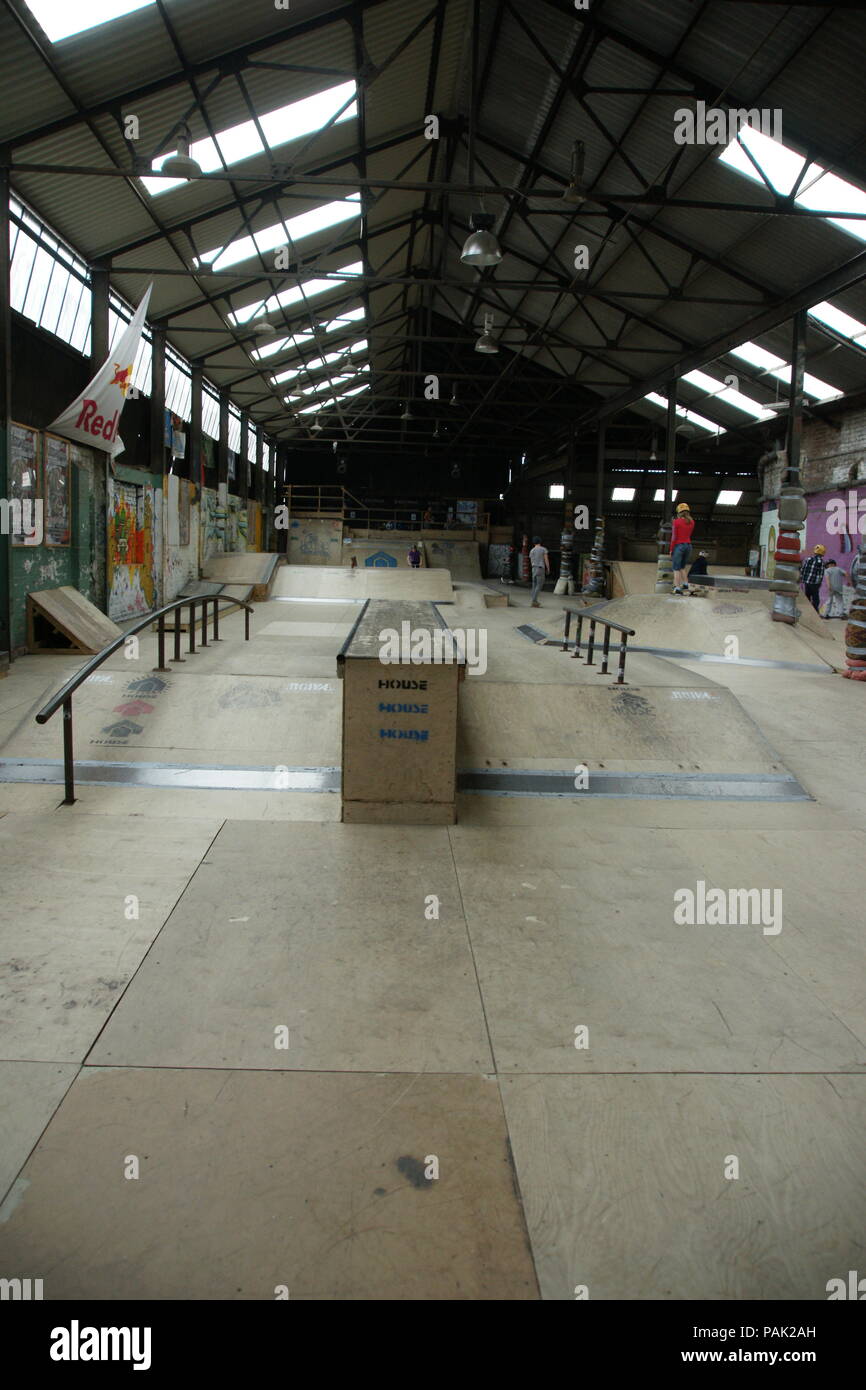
[[456, 499, 478, 526], [9, 422, 41, 546], [44, 434, 71, 546]]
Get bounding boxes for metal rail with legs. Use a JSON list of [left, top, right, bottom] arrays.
[[561, 606, 636, 684], [34, 594, 254, 806]]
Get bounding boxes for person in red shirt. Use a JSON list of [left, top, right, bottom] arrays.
[[669, 502, 695, 594]]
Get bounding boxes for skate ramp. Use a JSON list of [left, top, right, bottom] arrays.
[[424, 538, 482, 581], [27, 586, 122, 655], [273, 565, 453, 602], [344, 540, 423, 569], [202, 553, 281, 600], [594, 593, 835, 669], [458, 681, 789, 776], [612, 561, 745, 597]]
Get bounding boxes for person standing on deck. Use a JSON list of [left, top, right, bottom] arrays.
[[670, 503, 695, 594], [800, 545, 826, 612], [407, 542, 422, 569], [529, 536, 549, 607]]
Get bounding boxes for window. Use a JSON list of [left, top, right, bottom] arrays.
[[654, 489, 678, 502], [26, 0, 155, 43], [229, 261, 363, 326], [720, 126, 866, 244], [548, 484, 565, 500], [611, 486, 635, 501], [716, 490, 742, 505]]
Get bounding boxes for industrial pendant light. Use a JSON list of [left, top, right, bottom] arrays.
[[160, 124, 202, 181], [311, 414, 324, 434], [461, 210, 502, 267], [252, 319, 276, 340], [475, 312, 499, 354], [449, 384, 459, 407], [563, 140, 586, 205], [460, 0, 503, 270], [401, 401, 413, 421]]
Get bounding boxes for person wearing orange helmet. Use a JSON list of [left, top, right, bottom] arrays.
[[669, 502, 695, 594], [800, 544, 827, 612]]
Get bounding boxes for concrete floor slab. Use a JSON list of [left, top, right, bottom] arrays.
[[0, 1061, 77, 1201], [0, 1067, 537, 1300], [0, 813, 219, 1062], [88, 821, 493, 1073], [501, 1073, 866, 1300]]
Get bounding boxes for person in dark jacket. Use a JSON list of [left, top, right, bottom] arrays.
[[687, 550, 709, 595], [800, 545, 826, 612]]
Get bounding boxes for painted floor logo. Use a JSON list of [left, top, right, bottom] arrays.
[[50, 1321, 151, 1371], [674, 881, 782, 935], [378, 621, 487, 675]]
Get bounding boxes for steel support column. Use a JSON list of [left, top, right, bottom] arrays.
[[0, 162, 12, 667]]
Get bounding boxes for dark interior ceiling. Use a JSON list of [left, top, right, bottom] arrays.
[[4, 0, 866, 495]]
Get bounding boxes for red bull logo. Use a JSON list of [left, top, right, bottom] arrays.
[[76, 399, 120, 442], [110, 363, 134, 396]]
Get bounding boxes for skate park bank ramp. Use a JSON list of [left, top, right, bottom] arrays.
[[344, 540, 421, 568], [587, 593, 836, 671], [273, 565, 454, 603], [424, 538, 482, 581], [202, 552, 281, 601]]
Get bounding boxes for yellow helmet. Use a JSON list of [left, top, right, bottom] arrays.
[[814, 544, 826, 555], [676, 502, 690, 513]]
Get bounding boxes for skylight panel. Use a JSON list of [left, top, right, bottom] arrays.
[[272, 339, 368, 385], [27, 0, 154, 42], [717, 491, 742, 505], [248, 306, 365, 360], [142, 81, 357, 196], [719, 126, 866, 243], [682, 368, 774, 421], [229, 261, 363, 326], [654, 489, 678, 502], [197, 196, 360, 272], [611, 487, 635, 501], [728, 342, 843, 401], [298, 381, 370, 413], [809, 301, 866, 347], [644, 392, 722, 435]]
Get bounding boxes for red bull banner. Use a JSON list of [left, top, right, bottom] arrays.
[[49, 283, 153, 457]]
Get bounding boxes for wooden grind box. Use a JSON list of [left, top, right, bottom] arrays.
[[337, 599, 465, 824]]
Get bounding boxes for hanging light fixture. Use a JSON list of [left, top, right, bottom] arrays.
[[461, 210, 503, 268], [401, 401, 413, 421], [252, 319, 276, 340], [562, 140, 586, 205], [160, 124, 203, 181], [449, 384, 459, 407], [475, 312, 499, 354], [311, 414, 324, 434]]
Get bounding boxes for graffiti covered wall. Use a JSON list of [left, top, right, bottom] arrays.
[[287, 516, 343, 565], [108, 472, 162, 620]]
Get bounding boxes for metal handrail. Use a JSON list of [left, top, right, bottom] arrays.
[[35, 593, 254, 805], [561, 605, 636, 685]]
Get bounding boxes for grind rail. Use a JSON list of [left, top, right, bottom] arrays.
[[34, 594, 254, 805], [561, 606, 636, 684]]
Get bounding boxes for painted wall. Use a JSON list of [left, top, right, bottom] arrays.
[[9, 434, 104, 651], [287, 516, 344, 565], [108, 469, 163, 621], [163, 474, 199, 602]]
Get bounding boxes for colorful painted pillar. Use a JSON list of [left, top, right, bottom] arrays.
[[843, 540, 866, 680], [519, 533, 530, 583], [554, 524, 575, 595], [584, 516, 606, 596], [655, 518, 673, 593], [769, 455, 805, 624]]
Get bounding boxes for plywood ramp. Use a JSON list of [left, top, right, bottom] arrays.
[[273, 565, 453, 602], [458, 681, 788, 774], [424, 538, 482, 580], [202, 552, 281, 600], [27, 586, 123, 655], [596, 592, 835, 667]]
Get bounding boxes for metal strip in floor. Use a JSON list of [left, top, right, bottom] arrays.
[[555, 638, 832, 673], [0, 759, 810, 800]]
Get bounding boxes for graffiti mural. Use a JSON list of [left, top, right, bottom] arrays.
[[108, 479, 158, 620]]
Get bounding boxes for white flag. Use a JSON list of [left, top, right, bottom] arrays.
[[49, 283, 153, 457]]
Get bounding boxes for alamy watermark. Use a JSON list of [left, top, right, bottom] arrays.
[[674, 101, 782, 146], [378, 622, 487, 676], [674, 880, 782, 936], [0, 498, 43, 545]]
